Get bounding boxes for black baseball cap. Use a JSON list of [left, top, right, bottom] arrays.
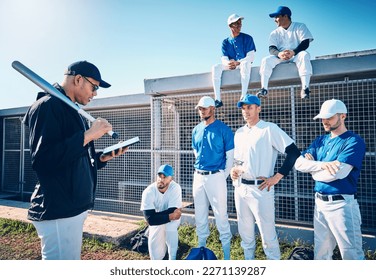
[[64, 61, 111, 88]]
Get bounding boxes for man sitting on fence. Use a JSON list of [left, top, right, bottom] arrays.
[[257, 6, 314, 99]]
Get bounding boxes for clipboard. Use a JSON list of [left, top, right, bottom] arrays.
[[102, 136, 140, 155]]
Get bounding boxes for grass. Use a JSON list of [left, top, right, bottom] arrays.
[[177, 222, 310, 260], [1, 218, 375, 260]]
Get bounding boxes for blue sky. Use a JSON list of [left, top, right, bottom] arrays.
[[1, 0, 375, 109]]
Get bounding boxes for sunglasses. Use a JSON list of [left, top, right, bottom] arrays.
[[82, 76, 99, 92]]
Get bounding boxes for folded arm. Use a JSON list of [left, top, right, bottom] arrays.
[[311, 162, 353, 182], [294, 155, 353, 182], [143, 207, 181, 226]]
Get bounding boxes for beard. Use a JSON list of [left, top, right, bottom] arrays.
[[201, 116, 211, 121], [157, 182, 169, 192], [157, 183, 166, 189], [324, 116, 342, 132], [199, 107, 214, 122]]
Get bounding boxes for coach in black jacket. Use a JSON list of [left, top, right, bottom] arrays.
[[24, 61, 127, 260]]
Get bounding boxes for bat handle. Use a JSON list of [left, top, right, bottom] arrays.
[[109, 131, 119, 139], [78, 109, 119, 139]]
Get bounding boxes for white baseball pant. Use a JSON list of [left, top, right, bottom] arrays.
[[32, 211, 88, 260], [259, 51, 312, 90], [234, 183, 280, 260], [193, 171, 232, 248], [314, 194, 364, 260], [212, 60, 252, 101], [148, 220, 180, 260]]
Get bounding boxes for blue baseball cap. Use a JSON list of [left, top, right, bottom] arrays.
[[237, 94, 261, 108], [269, 6, 292, 18], [64, 61, 111, 88], [158, 164, 174, 177]]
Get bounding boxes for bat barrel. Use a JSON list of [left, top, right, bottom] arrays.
[[12, 61, 78, 111], [12, 61, 119, 139]]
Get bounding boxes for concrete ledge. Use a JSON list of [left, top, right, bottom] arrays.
[[0, 106, 29, 117], [86, 93, 151, 110], [0, 93, 151, 116], [144, 54, 376, 95]]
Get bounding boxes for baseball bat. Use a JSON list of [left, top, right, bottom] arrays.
[[11, 60, 119, 139]]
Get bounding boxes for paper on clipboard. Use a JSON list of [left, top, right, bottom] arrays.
[[102, 136, 140, 155]]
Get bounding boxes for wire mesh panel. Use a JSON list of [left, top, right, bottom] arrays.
[[151, 96, 198, 214], [89, 106, 152, 216], [2, 118, 22, 193], [2, 151, 20, 193]]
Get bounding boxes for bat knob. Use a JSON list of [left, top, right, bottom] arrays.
[[111, 132, 119, 139]]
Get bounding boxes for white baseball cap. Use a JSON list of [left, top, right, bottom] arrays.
[[195, 96, 215, 109], [313, 99, 347, 120], [227, 14, 244, 25]]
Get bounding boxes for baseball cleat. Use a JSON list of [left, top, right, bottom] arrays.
[[215, 100, 223, 108], [301, 87, 310, 99], [256, 88, 268, 98]]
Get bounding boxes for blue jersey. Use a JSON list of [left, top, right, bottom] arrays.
[[221, 32, 256, 61], [192, 119, 234, 171], [302, 131, 365, 194]]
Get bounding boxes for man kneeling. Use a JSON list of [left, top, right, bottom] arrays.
[[141, 164, 182, 260]]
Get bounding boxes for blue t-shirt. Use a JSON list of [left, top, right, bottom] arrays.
[[302, 131, 366, 194], [221, 32, 256, 61], [192, 119, 234, 171]]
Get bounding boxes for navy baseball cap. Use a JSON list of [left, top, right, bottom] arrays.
[[269, 6, 292, 18], [64, 61, 111, 88], [237, 94, 261, 108], [158, 164, 174, 177]]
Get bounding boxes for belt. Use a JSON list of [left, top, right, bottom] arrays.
[[241, 178, 259, 185], [315, 193, 345, 202], [196, 170, 220, 175]]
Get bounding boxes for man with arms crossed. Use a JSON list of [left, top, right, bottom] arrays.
[[295, 99, 366, 259]]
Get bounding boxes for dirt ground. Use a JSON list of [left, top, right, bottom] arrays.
[[0, 226, 150, 260]]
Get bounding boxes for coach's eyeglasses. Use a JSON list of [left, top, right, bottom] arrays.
[[82, 76, 99, 92]]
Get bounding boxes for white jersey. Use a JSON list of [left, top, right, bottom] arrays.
[[269, 22, 313, 51], [141, 180, 182, 212], [234, 120, 294, 179]]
